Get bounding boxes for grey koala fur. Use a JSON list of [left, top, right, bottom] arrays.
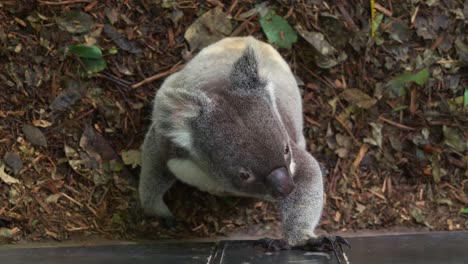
[[139, 36, 324, 247]]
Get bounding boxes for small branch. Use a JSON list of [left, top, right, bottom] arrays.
[[96, 72, 132, 88], [226, 0, 238, 15], [337, 1, 359, 32], [375, 3, 393, 17], [304, 116, 321, 127], [335, 116, 360, 144], [132, 64, 185, 89], [378, 116, 417, 131], [431, 34, 445, 50], [300, 64, 337, 91], [352, 144, 369, 169], [60, 192, 84, 208], [39, 0, 91, 5], [230, 15, 255, 37]]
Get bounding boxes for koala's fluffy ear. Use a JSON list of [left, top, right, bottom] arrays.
[[156, 89, 211, 149], [229, 47, 266, 95]]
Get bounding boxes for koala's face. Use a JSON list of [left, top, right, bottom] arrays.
[[191, 89, 295, 200], [162, 46, 297, 200]]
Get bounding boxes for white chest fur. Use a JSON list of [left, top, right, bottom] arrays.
[[167, 159, 225, 194]]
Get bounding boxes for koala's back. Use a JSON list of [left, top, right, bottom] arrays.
[[155, 37, 306, 148]]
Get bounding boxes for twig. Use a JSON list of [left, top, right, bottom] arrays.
[[411, 5, 419, 24], [352, 170, 363, 191], [352, 144, 369, 169], [39, 0, 91, 5], [410, 89, 417, 115], [34, 195, 52, 215], [350, 144, 368, 191], [431, 34, 445, 50], [230, 15, 255, 36], [132, 64, 185, 89], [337, 1, 359, 32], [226, 0, 238, 16], [300, 65, 338, 92], [335, 116, 359, 144], [46, 108, 96, 134], [61, 192, 84, 208], [96, 72, 132, 88], [375, 3, 393, 17], [369, 189, 387, 201], [206, 0, 224, 8], [378, 116, 417, 131], [305, 116, 321, 127]]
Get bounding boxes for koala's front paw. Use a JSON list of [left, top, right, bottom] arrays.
[[255, 238, 291, 251], [300, 235, 350, 264], [160, 216, 178, 231], [303, 235, 350, 251]]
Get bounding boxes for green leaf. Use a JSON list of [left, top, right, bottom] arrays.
[[120, 149, 141, 169], [410, 206, 425, 224], [443, 126, 464, 152], [108, 46, 118, 55], [112, 213, 124, 225], [259, 9, 297, 49], [371, 13, 384, 37], [435, 198, 452, 206], [68, 45, 103, 59], [67, 45, 107, 74], [386, 68, 430, 98], [82, 58, 107, 74], [464, 88, 468, 107], [460, 208, 468, 215]]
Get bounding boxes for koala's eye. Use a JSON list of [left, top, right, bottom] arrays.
[[239, 172, 251, 181], [284, 145, 290, 155]]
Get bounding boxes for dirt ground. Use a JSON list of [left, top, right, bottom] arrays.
[[0, 1, 467, 244]]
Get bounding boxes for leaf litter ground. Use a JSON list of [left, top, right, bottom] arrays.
[[0, 0, 466, 243]]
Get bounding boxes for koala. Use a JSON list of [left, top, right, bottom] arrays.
[[139, 36, 348, 253]]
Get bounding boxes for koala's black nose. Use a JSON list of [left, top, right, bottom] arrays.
[[266, 167, 295, 200]]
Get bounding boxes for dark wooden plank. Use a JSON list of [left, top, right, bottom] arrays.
[[347, 232, 468, 264], [1, 232, 467, 264], [0, 243, 215, 264], [214, 232, 468, 264]]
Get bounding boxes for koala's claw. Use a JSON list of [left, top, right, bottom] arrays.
[[303, 235, 350, 264], [160, 217, 177, 231], [255, 238, 291, 251]]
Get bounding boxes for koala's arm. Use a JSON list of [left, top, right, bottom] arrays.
[[139, 80, 210, 219], [277, 141, 324, 247], [139, 124, 176, 218]]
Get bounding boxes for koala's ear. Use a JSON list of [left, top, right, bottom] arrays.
[[157, 89, 211, 149], [229, 47, 266, 94]]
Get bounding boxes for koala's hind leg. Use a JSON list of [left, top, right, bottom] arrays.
[[139, 125, 176, 219]]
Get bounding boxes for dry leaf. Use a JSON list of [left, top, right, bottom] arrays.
[[32, 119, 53, 128], [0, 163, 20, 185]]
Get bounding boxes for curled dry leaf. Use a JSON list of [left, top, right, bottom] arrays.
[[184, 7, 233, 51], [32, 119, 53, 128], [0, 227, 21, 239], [56, 10, 95, 34], [0, 163, 20, 185], [340, 88, 377, 109], [363, 122, 383, 148], [103, 25, 142, 54], [295, 25, 347, 68]]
